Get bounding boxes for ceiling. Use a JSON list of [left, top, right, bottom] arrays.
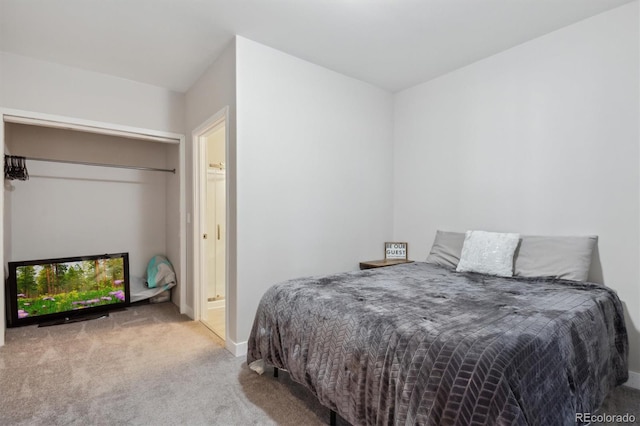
[[0, 0, 634, 93]]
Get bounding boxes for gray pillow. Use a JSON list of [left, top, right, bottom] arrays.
[[425, 230, 465, 268], [425, 230, 597, 282], [513, 235, 597, 282]]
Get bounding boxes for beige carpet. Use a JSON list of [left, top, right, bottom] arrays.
[[0, 302, 338, 426], [0, 302, 637, 425]]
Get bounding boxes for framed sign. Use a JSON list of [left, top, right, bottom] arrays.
[[385, 242, 408, 260]]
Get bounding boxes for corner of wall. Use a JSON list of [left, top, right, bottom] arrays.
[[626, 370, 640, 390], [184, 36, 238, 342], [225, 338, 247, 357]]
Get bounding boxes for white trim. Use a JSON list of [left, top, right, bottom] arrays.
[[182, 305, 195, 320], [225, 339, 247, 357], [178, 133, 187, 316], [625, 370, 640, 390], [2, 110, 182, 144], [0, 114, 4, 346], [0, 108, 188, 322], [192, 107, 229, 340]]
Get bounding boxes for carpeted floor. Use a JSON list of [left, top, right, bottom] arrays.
[[0, 302, 637, 425]]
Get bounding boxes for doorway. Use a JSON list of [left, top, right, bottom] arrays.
[[193, 108, 228, 340]]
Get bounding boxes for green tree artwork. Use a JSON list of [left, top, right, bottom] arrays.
[[16, 258, 126, 319]]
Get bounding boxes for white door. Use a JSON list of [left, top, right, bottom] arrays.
[[213, 172, 226, 300], [201, 168, 225, 338], [198, 121, 226, 340]]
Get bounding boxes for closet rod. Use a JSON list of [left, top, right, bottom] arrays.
[[16, 156, 176, 174]]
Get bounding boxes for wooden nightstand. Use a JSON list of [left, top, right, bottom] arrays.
[[359, 259, 414, 270]]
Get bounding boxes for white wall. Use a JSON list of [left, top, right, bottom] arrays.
[[393, 3, 639, 372], [0, 52, 184, 134], [235, 37, 394, 343], [184, 39, 237, 342]]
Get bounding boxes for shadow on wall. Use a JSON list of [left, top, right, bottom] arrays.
[[588, 245, 604, 284], [589, 245, 639, 374], [621, 302, 640, 375]]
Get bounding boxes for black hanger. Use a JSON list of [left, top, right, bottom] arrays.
[[4, 155, 29, 181]]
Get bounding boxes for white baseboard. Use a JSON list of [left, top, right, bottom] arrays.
[[225, 339, 248, 357], [181, 305, 194, 320], [624, 370, 640, 390]]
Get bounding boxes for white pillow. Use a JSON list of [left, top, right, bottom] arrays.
[[456, 230, 520, 277]]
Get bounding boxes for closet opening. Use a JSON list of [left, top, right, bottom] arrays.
[[1, 110, 186, 345]]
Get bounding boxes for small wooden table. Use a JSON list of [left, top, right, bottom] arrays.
[[359, 259, 414, 270]]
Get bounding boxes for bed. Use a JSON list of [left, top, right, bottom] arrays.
[[247, 233, 628, 425]]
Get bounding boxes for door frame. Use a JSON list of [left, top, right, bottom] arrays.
[[192, 106, 229, 339]]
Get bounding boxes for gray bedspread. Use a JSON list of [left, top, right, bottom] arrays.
[[247, 262, 628, 425]]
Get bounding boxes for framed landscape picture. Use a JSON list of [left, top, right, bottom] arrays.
[[385, 242, 408, 260]]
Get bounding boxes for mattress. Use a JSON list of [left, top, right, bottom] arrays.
[[247, 262, 628, 425]]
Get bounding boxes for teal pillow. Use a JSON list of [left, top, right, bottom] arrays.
[[146, 255, 176, 289]]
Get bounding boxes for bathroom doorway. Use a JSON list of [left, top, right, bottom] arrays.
[[193, 109, 227, 341], [202, 124, 225, 338]]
